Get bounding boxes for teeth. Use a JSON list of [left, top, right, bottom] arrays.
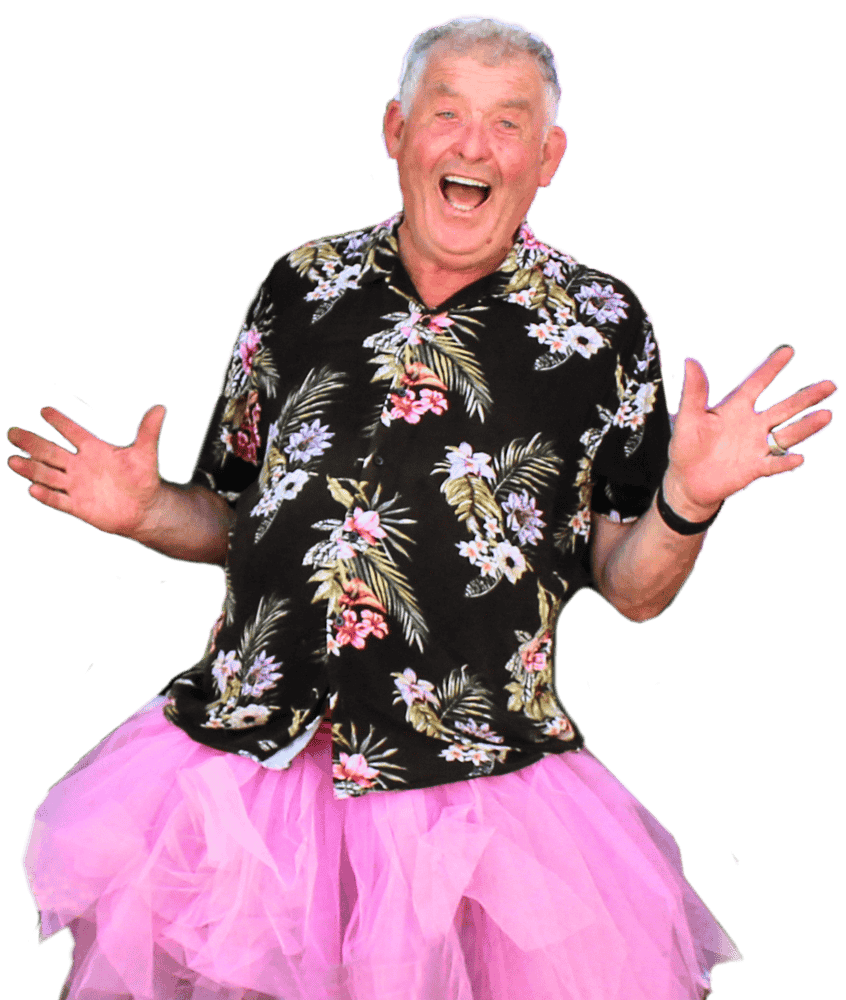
[[443, 175, 489, 188]]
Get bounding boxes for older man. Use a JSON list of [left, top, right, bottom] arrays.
[[13, 16, 835, 1000]]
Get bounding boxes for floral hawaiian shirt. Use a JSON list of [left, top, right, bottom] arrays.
[[162, 215, 671, 798]]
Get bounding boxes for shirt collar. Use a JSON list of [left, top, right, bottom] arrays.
[[359, 211, 548, 285]]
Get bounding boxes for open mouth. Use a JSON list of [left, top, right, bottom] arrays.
[[440, 175, 491, 212]]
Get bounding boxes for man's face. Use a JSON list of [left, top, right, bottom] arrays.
[[384, 46, 566, 280]]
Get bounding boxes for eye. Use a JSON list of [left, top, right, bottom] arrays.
[[500, 119, 518, 130], [436, 110, 456, 120]]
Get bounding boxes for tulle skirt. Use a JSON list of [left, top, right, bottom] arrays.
[[27, 698, 738, 1000]]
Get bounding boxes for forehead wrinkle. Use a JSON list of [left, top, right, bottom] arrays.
[[424, 85, 535, 114]]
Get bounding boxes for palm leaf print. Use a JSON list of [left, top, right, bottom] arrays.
[[440, 473, 502, 529], [238, 594, 291, 665], [275, 367, 347, 444], [288, 241, 342, 278], [258, 443, 287, 493], [416, 333, 493, 421], [500, 265, 545, 303], [223, 561, 236, 625], [350, 548, 428, 651], [491, 434, 564, 499], [436, 666, 495, 724]]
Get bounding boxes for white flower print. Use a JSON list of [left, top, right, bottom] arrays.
[[225, 703, 273, 729], [575, 282, 628, 324], [284, 420, 334, 463], [446, 442, 496, 481], [568, 506, 592, 541], [566, 323, 606, 359], [212, 650, 241, 696], [457, 537, 490, 564], [526, 318, 556, 344], [502, 491, 546, 546], [508, 288, 534, 307], [392, 668, 438, 707], [305, 263, 362, 303], [242, 650, 283, 698], [493, 541, 528, 584], [454, 717, 504, 743]]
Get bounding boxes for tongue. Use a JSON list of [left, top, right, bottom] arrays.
[[443, 181, 487, 210]]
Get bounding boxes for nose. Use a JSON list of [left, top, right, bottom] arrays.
[[455, 117, 491, 162]]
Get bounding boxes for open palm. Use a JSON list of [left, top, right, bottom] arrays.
[[8, 405, 166, 536], [667, 347, 835, 514]]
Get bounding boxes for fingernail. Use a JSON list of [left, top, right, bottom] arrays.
[[770, 344, 792, 355]]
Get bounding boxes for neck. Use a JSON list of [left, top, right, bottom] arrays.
[[396, 222, 507, 310]]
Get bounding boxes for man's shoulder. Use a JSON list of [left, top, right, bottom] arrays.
[[510, 225, 647, 334], [258, 216, 400, 297]]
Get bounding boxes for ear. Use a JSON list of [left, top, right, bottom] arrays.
[[538, 126, 567, 187], [383, 100, 406, 160]]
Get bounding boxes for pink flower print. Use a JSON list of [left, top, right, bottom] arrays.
[[335, 538, 357, 561], [333, 752, 380, 788], [518, 223, 548, 252], [392, 668, 438, 707], [335, 610, 369, 649], [344, 507, 387, 545], [543, 715, 575, 739], [400, 362, 447, 392], [418, 388, 448, 415], [520, 634, 551, 673], [229, 390, 262, 465], [426, 312, 454, 332], [399, 311, 424, 345], [569, 506, 592, 539], [388, 390, 429, 424], [360, 610, 388, 639], [339, 578, 387, 614], [238, 327, 262, 374], [440, 742, 472, 762]]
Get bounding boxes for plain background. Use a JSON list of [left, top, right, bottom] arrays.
[[2, 2, 843, 997]]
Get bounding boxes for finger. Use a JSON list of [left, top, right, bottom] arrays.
[[769, 409, 832, 450], [677, 358, 710, 419], [8, 455, 69, 491], [28, 482, 75, 514], [40, 407, 97, 449], [763, 379, 837, 427], [759, 453, 805, 477], [738, 345, 794, 404], [7, 427, 73, 470], [134, 405, 166, 452]]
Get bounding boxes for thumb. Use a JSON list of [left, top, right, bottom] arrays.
[[677, 358, 710, 421], [134, 404, 166, 454]]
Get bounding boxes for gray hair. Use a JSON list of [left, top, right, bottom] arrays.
[[398, 17, 560, 126]]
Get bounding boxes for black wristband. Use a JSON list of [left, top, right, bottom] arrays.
[[656, 483, 722, 535]]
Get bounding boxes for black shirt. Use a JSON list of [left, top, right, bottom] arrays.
[[163, 215, 671, 798]]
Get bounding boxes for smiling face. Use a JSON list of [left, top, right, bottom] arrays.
[[384, 45, 566, 300]]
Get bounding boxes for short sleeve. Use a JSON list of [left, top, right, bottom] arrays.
[[190, 274, 280, 504], [590, 311, 671, 522]]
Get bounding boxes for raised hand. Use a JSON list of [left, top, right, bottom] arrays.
[[665, 346, 836, 519], [8, 405, 166, 537]]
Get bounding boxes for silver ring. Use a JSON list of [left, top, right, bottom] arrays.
[[767, 431, 788, 457]]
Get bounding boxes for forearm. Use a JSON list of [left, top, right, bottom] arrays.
[[594, 470, 721, 622], [131, 481, 235, 565]]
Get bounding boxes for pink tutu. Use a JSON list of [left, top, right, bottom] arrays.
[[27, 698, 738, 1000]]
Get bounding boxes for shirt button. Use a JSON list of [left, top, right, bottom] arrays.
[[374, 455, 384, 466]]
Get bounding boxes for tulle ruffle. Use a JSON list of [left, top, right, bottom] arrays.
[[27, 698, 738, 999]]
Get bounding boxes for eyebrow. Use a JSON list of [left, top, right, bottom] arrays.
[[429, 84, 532, 113]]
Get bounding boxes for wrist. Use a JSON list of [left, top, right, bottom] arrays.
[[661, 468, 723, 523]]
